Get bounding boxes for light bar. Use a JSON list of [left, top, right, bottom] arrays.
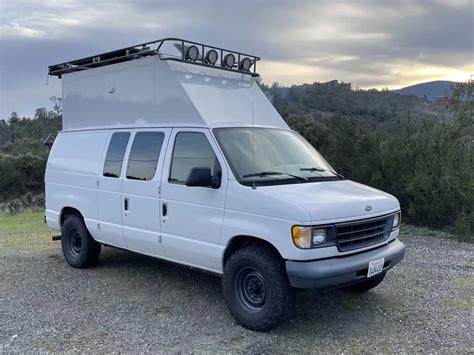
[[205, 50, 218, 65], [239, 57, 252, 71], [186, 45, 199, 61], [222, 53, 236, 68]]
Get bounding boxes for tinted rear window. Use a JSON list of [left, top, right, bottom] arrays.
[[103, 132, 130, 178], [126, 132, 165, 181]]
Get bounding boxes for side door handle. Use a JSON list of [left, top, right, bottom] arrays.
[[162, 203, 167, 217], [124, 198, 129, 211]]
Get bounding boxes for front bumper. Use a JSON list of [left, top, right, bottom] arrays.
[[286, 238, 406, 289]]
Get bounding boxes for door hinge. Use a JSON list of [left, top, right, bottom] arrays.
[[157, 235, 162, 243], [96, 180, 100, 188], [97, 223, 101, 230], [158, 185, 161, 194]]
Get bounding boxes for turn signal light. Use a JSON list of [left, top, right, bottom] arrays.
[[292, 226, 312, 249]]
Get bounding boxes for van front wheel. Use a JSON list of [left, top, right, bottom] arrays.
[[223, 246, 295, 331], [61, 215, 101, 268]]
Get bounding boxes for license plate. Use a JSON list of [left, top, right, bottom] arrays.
[[367, 258, 385, 278]]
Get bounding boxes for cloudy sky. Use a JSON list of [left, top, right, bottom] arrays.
[[0, 0, 473, 118]]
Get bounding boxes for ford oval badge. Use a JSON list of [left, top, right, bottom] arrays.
[[365, 205, 372, 212]]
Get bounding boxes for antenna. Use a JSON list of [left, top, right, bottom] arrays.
[[251, 101, 256, 190]]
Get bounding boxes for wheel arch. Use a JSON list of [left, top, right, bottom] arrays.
[[223, 235, 282, 269], [60, 206, 84, 227]]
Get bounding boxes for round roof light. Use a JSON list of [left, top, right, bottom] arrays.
[[239, 57, 252, 71], [186, 45, 199, 61], [223, 53, 236, 68], [204, 49, 218, 65]]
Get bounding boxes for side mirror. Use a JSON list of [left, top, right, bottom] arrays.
[[186, 167, 220, 188]]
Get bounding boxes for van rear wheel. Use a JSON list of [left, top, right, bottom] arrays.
[[61, 214, 101, 268], [223, 246, 295, 331]]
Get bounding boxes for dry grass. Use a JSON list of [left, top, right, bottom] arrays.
[[0, 210, 56, 252]]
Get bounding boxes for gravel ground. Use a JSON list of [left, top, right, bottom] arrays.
[[0, 232, 472, 353]]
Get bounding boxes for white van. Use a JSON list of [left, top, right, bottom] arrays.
[[46, 38, 405, 331]]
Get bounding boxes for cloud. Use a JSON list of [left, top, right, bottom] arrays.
[[0, 0, 472, 118], [1, 24, 46, 39]]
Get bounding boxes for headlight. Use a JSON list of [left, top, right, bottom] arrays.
[[392, 212, 401, 229], [292, 226, 332, 249], [313, 228, 327, 245]]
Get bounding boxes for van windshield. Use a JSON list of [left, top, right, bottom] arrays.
[[214, 128, 342, 186]]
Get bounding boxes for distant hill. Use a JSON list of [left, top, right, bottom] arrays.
[[262, 81, 444, 132], [394, 80, 459, 100]]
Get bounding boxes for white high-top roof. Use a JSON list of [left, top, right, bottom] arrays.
[[61, 55, 288, 131]]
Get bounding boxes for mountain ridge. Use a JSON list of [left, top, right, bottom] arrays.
[[393, 80, 459, 100]]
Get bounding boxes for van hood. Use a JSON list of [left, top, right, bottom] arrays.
[[260, 180, 399, 223]]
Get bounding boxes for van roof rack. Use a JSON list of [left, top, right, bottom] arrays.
[[48, 37, 260, 78], [43, 134, 56, 149]]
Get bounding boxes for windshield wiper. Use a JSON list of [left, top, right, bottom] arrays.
[[242, 171, 308, 182], [299, 167, 344, 179]]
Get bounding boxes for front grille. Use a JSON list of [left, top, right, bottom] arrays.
[[336, 215, 393, 252]]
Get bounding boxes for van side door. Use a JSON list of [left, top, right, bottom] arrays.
[[160, 128, 227, 271], [121, 129, 170, 256], [96, 131, 131, 247]]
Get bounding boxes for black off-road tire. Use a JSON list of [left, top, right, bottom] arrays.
[[344, 272, 386, 293], [61, 214, 101, 268], [223, 246, 296, 331]]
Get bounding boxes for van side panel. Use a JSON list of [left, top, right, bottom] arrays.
[[62, 56, 205, 131], [45, 131, 109, 232]]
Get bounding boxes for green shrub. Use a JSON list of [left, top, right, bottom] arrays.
[[0, 192, 45, 215], [286, 80, 473, 239], [0, 153, 46, 201]]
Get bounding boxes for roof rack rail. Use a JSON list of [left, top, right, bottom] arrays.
[[48, 37, 260, 78], [43, 134, 56, 149]]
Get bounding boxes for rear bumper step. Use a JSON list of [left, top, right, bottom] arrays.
[[52, 235, 61, 241]]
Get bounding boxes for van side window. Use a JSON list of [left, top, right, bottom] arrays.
[[169, 132, 221, 184], [126, 132, 165, 181], [103, 132, 130, 178]]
